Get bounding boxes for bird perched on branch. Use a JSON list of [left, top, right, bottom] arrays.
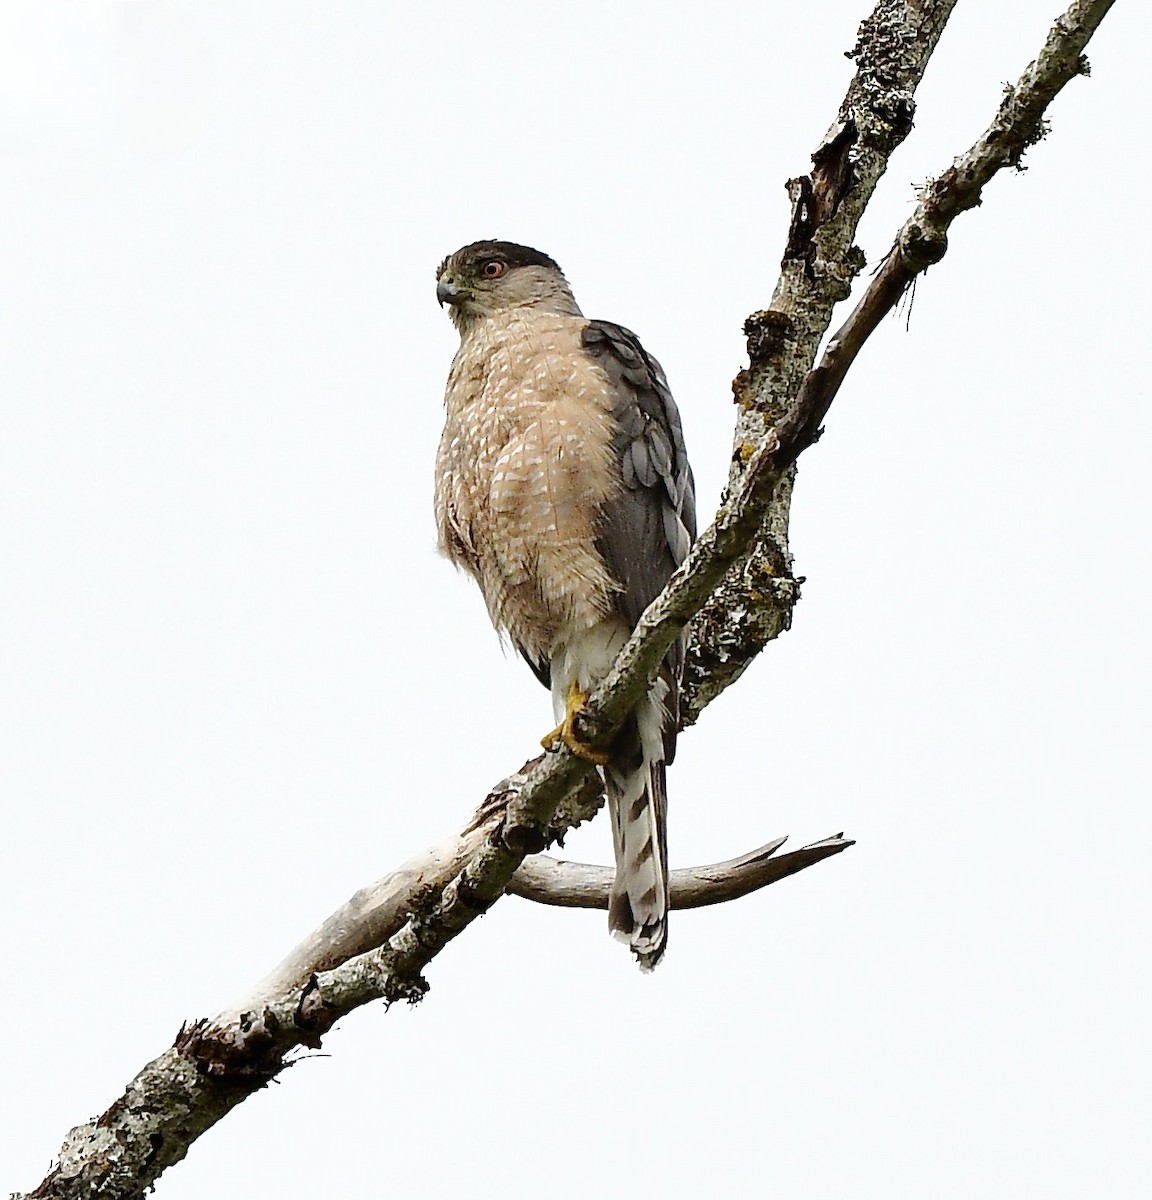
[[434, 240, 695, 970]]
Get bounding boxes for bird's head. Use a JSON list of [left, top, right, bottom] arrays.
[[435, 240, 579, 333]]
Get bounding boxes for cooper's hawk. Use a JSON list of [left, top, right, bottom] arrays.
[[434, 241, 695, 970]]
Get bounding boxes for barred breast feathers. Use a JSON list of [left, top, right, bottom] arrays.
[[435, 310, 626, 662]]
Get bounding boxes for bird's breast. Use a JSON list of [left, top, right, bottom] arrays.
[[435, 312, 623, 656]]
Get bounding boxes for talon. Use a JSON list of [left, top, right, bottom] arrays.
[[540, 681, 611, 765]]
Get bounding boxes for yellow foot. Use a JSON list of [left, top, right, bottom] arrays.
[[540, 681, 611, 765]]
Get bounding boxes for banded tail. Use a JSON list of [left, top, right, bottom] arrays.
[[605, 696, 670, 971]]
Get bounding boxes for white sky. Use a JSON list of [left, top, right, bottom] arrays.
[[2, 2, 1148, 1196]]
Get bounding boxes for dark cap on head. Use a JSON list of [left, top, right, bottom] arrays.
[[438, 240, 562, 279]]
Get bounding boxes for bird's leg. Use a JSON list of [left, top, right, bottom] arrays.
[[541, 680, 610, 765]]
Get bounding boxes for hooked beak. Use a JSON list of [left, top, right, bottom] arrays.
[[436, 278, 465, 307]]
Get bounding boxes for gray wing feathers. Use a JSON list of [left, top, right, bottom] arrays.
[[581, 320, 696, 635], [582, 319, 695, 764]]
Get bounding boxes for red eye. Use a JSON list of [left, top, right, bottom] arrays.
[[482, 260, 505, 279]]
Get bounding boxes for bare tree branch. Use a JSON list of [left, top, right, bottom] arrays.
[[510, 835, 855, 909], [785, 0, 1118, 452], [233, 770, 606, 1005], [685, 0, 1116, 724], [19, 1, 1116, 1195], [683, 0, 965, 722]]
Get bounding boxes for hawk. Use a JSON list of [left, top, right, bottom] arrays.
[[434, 241, 695, 970]]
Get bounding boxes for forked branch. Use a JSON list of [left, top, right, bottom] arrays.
[[785, 0, 1118, 454]]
